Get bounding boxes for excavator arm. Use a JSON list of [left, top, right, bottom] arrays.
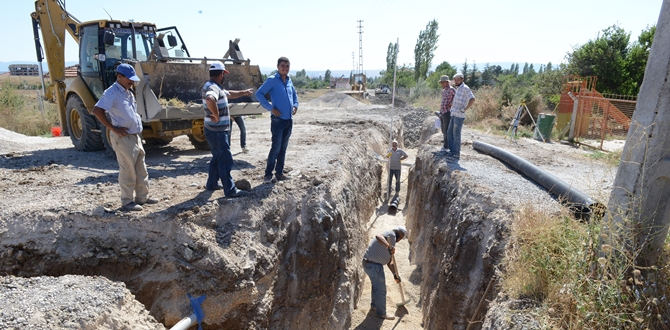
[[31, 0, 81, 130]]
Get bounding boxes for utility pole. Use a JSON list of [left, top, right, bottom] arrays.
[[606, 1, 670, 268], [357, 20, 364, 74], [351, 52, 355, 74]]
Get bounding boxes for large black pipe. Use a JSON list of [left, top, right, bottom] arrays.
[[472, 141, 604, 220]]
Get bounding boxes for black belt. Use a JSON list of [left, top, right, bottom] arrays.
[[363, 259, 382, 265]]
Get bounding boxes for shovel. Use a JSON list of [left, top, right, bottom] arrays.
[[391, 254, 411, 306]]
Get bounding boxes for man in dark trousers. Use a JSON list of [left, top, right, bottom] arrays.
[[439, 75, 455, 152], [387, 140, 409, 195], [362, 226, 407, 320], [201, 61, 252, 197], [255, 57, 299, 184]]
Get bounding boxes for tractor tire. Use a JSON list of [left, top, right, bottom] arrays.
[[188, 133, 210, 151], [65, 96, 104, 151], [100, 125, 117, 159], [145, 137, 173, 146]]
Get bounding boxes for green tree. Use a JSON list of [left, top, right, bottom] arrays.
[[627, 25, 655, 93], [413, 19, 440, 81], [546, 62, 553, 72], [481, 63, 494, 86], [470, 61, 478, 88], [567, 24, 631, 94], [324, 69, 331, 82], [461, 58, 469, 84], [522, 62, 529, 75], [426, 61, 457, 88], [386, 42, 399, 73]]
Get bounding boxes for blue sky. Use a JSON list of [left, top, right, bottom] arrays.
[[2, 0, 662, 74]]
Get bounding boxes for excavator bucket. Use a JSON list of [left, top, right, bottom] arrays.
[[137, 60, 265, 122]]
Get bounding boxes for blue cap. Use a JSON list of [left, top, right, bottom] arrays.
[[116, 63, 140, 81]]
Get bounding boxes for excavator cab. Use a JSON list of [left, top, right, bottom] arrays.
[[78, 21, 160, 97]]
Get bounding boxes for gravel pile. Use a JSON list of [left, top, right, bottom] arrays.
[[303, 92, 364, 108], [0, 275, 165, 330], [401, 107, 432, 148], [369, 93, 407, 108]]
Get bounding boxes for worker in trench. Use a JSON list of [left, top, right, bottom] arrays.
[[362, 226, 407, 320], [386, 140, 409, 196]]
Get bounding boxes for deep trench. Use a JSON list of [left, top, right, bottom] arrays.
[[0, 121, 511, 330]]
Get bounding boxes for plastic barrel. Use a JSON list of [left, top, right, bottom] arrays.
[[534, 113, 555, 142]]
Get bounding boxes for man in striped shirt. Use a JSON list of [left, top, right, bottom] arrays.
[[447, 73, 475, 159], [202, 61, 253, 197], [439, 75, 456, 152], [362, 226, 407, 320]]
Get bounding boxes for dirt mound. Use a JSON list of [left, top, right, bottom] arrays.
[[0, 275, 164, 330], [303, 92, 364, 108], [369, 93, 407, 108]]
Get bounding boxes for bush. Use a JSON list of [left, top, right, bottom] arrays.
[[0, 82, 59, 136], [503, 204, 670, 329], [466, 85, 502, 123]]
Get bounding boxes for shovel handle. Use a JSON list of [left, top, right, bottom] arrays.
[[391, 254, 407, 303]]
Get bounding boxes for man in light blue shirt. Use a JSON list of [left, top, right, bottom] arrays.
[[255, 57, 299, 184], [93, 63, 159, 211]]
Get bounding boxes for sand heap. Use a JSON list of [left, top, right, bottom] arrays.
[[303, 92, 366, 109]]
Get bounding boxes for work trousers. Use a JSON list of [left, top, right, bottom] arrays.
[[110, 133, 149, 206], [205, 128, 236, 196], [447, 116, 465, 158], [363, 260, 388, 316], [228, 116, 247, 149], [388, 169, 401, 193], [440, 112, 451, 150], [265, 117, 292, 178]]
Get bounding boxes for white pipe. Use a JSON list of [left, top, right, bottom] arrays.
[[170, 313, 196, 330]]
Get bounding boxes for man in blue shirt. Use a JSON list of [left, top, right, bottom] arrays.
[[255, 57, 299, 184]]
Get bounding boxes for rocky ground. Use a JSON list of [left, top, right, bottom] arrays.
[[0, 91, 620, 329]]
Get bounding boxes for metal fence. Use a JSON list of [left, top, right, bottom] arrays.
[[557, 76, 637, 150], [574, 92, 637, 149]]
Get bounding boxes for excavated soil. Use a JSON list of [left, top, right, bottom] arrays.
[[0, 91, 618, 329]]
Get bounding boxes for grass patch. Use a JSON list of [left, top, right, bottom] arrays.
[[0, 81, 59, 136], [587, 150, 622, 167], [503, 204, 670, 329]]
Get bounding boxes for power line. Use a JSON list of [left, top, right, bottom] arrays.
[[357, 20, 364, 74]]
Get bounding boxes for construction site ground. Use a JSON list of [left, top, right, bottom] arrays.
[[0, 90, 619, 329]]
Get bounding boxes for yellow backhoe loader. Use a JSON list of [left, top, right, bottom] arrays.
[[31, 0, 265, 155]]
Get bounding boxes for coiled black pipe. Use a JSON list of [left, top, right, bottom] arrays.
[[472, 141, 605, 220]]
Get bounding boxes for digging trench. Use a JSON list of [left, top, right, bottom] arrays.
[[0, 114, 513, 329]]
